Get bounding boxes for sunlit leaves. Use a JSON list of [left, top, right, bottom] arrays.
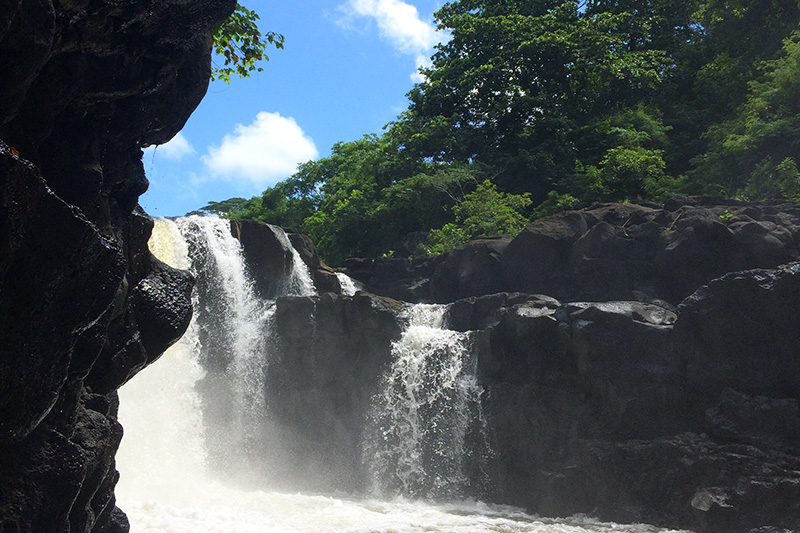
[[212, 4, 285, 83]]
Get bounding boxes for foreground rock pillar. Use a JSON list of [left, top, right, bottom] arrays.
[[0, 0, 235, 530]]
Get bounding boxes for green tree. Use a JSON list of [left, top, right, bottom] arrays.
[[297, 137, 479, 263], [394, 0, 670, 197], [661, 0, 800, 175], [212, 4, 285, 83], [689, 30, 800, 199], [425, 180, 532, 254], [187, 198, 251, 216], [197, 0, 800, 264]]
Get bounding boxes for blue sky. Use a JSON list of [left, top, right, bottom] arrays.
[[139, 0, 448, 217]]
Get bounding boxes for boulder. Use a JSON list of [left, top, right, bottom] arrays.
[[675, 261, 800, 398], [230, 219, 295, 299], [429, 235, 513, 302], [349, 199, 800, 305]]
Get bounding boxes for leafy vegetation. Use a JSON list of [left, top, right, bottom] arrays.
[[212, 4, 284, 83], [200, 0, 800, 264]]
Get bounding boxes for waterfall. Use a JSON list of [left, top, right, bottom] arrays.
[[364, 304, 490, 499], [271, 225, 316, 297], [336, 272, 359, 296], [176, 216, 272, 462], [115, 216, 693, 533], [116, 218, 207, 499]]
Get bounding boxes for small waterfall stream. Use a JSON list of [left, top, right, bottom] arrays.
[[116, 216, 692, 533], [364, 304, 489, 499]]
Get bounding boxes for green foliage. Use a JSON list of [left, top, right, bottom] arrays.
[[197, 0, 800, 264], [425, 223, 470, 256], [576, 146, 668, 201], [425, 180, 532, 255], [395, 0, 671, 196], [689, 30, 800, 199], [531, 190, 581, 219], [187, 198, 251, 216], [212, 4, 284, 83]]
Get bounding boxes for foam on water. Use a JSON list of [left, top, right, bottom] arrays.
[[364, 304, 489, 499], [120, 489, 692, 533]]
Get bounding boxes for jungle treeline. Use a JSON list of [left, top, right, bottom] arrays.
[[194, 0, 800, 265]]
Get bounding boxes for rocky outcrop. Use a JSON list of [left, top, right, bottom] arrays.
[[267, 292, 406, 492], [264, 218, 800, 531], [0, 0, 233, 530], [247, 258, 800, 531], [287, 231, 342, 294], [445, 263, 800, 532], [345, 198, 800, 305], [503, 199, 799, 304], [230, 219, 297, 299]]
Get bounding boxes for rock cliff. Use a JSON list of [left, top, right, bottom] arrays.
[[0, 0, 234, 530], [249, 201, 800, 532]]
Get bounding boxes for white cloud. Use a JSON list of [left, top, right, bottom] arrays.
[[338, 0, 444, 79], [143, 132, 195, 161], [159, 132, 195, 160], [202, 112, 319, 187]]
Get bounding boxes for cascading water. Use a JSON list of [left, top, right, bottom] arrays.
[[116, 216, 693, 532], [364, 304, 490, 499], [271, 226, 316, 297], [336, 272, 359, 296], [175, 216, 273, 471]]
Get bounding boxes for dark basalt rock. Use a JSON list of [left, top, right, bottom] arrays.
[[267, 292, 405, 493], [429, 235, 513, 302], [287, 231, 342, 294], [231, 215, 800, 531], [468, 264, 800, 532], [229, 218, 342, 297], [221, 213, 800, 531], [0, 0, 233, 530], [0, 146, 125, 443], [347, 199, 800, 306], [343, 255, 442, 302], [230, 219, 296, 299], [675, 261, 800, 399], [503, 200, 800, 305]]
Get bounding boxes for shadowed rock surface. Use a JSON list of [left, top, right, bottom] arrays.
[[259, 206, 800, 532], [344, 198, 800, 305], [0, 0, 233, 530]]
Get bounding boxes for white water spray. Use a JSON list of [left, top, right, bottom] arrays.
[[271, 226, 316, 297], [364, 304, 490, 499], [116, 217, 693, 533], [336, 272, 359, 296], [178, 217, 272, 444]]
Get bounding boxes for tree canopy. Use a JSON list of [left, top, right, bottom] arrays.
[[200, 0, 800, 264]]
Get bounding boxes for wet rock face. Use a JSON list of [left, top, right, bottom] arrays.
[[268, 292, 406, 493], [0, 0, 232, 530], [454, 264, 800, 532], [228, 212, 800, 531]]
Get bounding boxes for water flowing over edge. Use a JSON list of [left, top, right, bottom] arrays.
[[115, 217, 693, 533], [364, 304, 491, 500]]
